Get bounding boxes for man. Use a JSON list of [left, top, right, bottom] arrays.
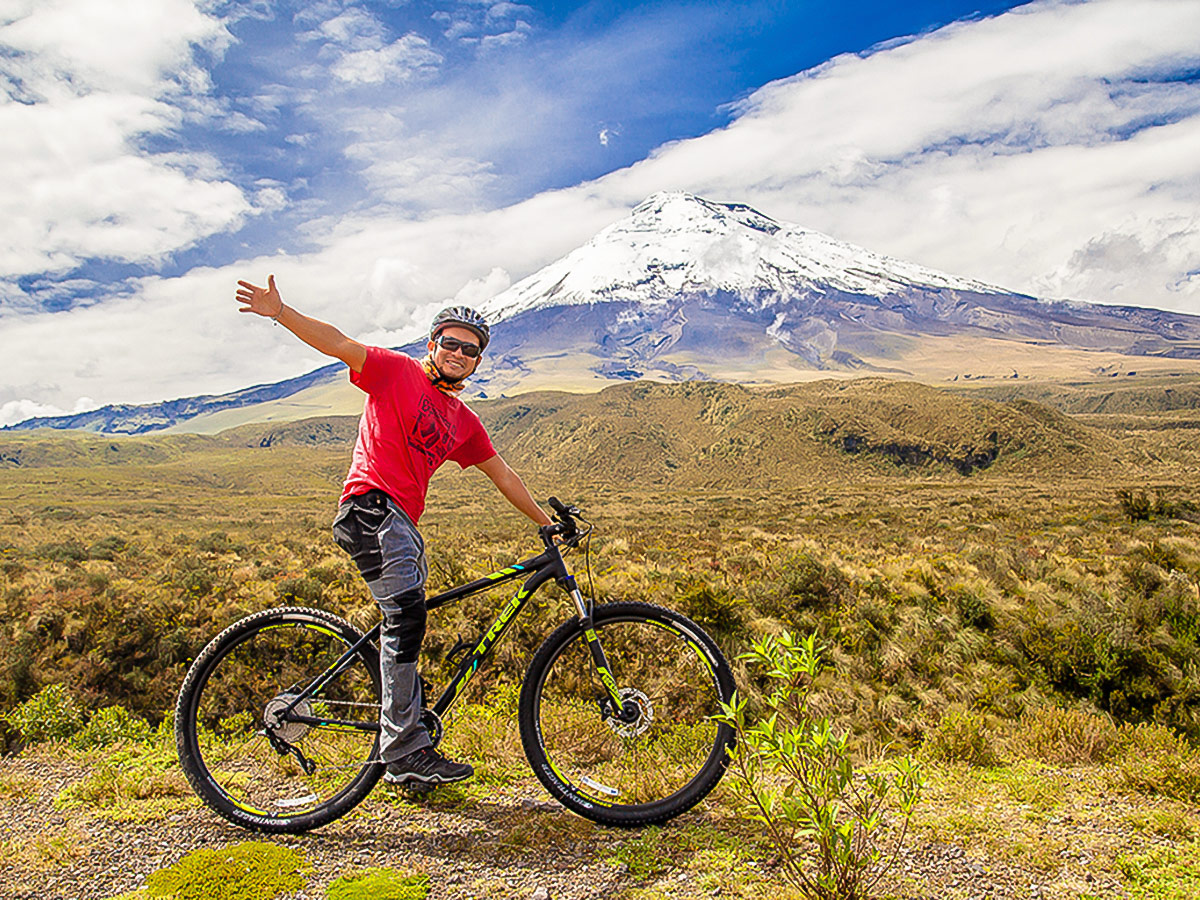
[[235, 274, 552, 785]]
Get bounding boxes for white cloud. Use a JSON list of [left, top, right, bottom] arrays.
[[0, 0, 253, 283], [4, 0, 1200, 422], [486, 3, 532, 24], [478, 19, 532, 50], [0, 396, 97, 429], [455, 267, 512, 306], [594, 0, 1200, 311], [331, 33, 443, 84], [313, 8, 388, 51], [301, 5, 442, 84]]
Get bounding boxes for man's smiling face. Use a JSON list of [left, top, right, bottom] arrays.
[[428, 325, 481, 381]]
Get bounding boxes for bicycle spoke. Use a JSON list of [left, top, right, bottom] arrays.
[[181, 614, 380, 824], [527, 608, 732, 816]]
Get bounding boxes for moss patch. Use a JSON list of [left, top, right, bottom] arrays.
[[325, 867, 430, 900], [1119, 841, 1200, 899], [132, 841, 309, 900]]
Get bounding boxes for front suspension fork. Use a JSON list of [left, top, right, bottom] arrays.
[[564, 578, 637, 723]]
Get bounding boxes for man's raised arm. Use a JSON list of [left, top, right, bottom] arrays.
[[236, 274, 367, 373]]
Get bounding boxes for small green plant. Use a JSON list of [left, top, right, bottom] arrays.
[[55, 740, 190, 821], [715, 632, 924, 900], [276, 576, 325, 605], [325, 868, 430, 900], [1117, 841, 1200, 899], [71, 704, 153, 749], [135, 842, 309, 900], [1009, 705, 1118, 765], [1114, 722, 1200, 802], [921, 706, 1001, 767], [3, 684, 85, 744], [613, 827, 670, 879]]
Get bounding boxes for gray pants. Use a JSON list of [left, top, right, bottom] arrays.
[[332, 491, 431, 762]]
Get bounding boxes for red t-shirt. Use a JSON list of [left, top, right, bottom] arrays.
[[340, 348, 496, 523]]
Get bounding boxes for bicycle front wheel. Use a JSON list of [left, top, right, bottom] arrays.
[[175, 607, 383, 833], [519, 602, 735, 827]]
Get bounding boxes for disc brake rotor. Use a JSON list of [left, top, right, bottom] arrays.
[[606, 688, 653, 738], [263, 693, 311, 743]]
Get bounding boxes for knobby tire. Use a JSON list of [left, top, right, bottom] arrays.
[[174, 606, 383, 834], [518, 602, 736, 827]]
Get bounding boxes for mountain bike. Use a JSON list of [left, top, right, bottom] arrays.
[[175, 499, 736, 834]]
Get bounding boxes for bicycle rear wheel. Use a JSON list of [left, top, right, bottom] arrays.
[[519, 602, 735, 827], [175, 607, 382, 833]]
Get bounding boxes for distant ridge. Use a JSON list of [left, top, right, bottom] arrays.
[[10, 192, 1200, 434], [0, 380, 1117, 482]]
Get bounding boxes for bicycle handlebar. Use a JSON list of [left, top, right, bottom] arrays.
[[541, 496, 583, 544]]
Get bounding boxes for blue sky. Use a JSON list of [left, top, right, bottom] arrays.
[[1, 0, 1198, 424], [152, 0, 1035, 279]]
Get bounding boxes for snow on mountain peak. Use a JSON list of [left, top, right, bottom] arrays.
[[480, 192, 1011, 323]]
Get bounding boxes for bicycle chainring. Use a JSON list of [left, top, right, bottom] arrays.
[[420, 707, 444, 747]]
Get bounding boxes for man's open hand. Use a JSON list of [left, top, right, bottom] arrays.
[[236, 275, 283, 318]]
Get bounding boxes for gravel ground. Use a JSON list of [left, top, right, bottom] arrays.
[[0, 752, 1172, 900]]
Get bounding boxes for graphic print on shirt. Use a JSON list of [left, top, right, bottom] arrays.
[[409, 396, 456, 468]]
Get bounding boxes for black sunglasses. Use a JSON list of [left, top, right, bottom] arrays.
[[434, 334, 482, 358]]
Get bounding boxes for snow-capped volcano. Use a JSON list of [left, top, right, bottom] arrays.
[[470, 191, 1200, 394], [11, 193, 1200, 434], [482, 192, 1005, 321]]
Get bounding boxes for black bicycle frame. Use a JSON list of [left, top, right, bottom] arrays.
[[278, 532, 627, 733]]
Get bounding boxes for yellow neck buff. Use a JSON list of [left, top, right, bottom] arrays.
[[422, 356, 465, 394]]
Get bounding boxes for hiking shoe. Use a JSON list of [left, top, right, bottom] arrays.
[[383, 747, 474, 785]]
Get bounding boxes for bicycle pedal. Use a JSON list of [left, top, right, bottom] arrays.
[[405, 781, 438, 796]]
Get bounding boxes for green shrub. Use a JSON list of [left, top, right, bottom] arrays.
[[3, 684, 85, 744], [276, 576, 325, 605], [168, 555, 216, 600], [139, 842, 309, 900], [1117, 841, 1200, 899], [72, 705, 153, 749], [677, 581, 744, 635], [716, 632, 923, 900], [88, 536, 127, 560], [1009, 706, 1118, 765], [1114, 722, 1200, 802], [1, 555, 26, 580], [781, 553, 848, 611], [326, 868, 430, 900], [950, 585, 994, 631], [37, 541, 88, 563], [1118, 489, 1200, 523], [1118, 489, 1154, 522], [921, 706, 1001, 767], [306, 563, 345, 586], [194, 531, 245, 554]]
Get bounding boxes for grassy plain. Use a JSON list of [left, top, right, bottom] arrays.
[[1, 378, 1199, 898]]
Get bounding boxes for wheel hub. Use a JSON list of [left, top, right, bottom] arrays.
[[263, 693, 311, 743], [605, 688, 653, 738]]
